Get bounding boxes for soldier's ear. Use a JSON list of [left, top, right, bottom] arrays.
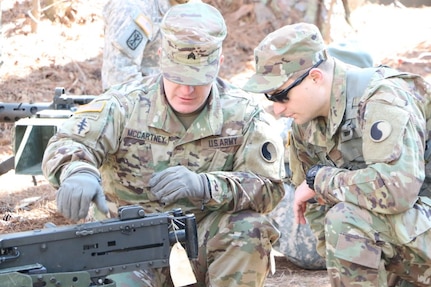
[[158, 47, 162, 56], [219, 54, 224, 66], [309, 68, 322, 83]]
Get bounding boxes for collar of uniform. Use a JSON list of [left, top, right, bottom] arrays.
[[298, 60, 349, 151], [157, 0, 172, 15], [147, 77, 224, 138], [328, 60, 349, 138]]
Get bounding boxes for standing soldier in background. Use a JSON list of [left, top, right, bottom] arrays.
[[101, 0, 190, 91]]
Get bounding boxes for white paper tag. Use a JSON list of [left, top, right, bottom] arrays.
[[169, 242, 197, 287], [270, 248, 276, 275]]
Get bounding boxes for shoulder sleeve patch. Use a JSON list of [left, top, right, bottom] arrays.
[[370, 120, 392, 142], [112, 15, 149, 60], [363, 102, 409, 163], [73, 117, 91, 137]]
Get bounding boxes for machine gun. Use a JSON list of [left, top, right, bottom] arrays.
[[0, 87, 96, 177], [0, 205, 198, 287]]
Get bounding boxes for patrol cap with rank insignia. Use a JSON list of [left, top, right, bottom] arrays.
[[160, 2, 227, 86]]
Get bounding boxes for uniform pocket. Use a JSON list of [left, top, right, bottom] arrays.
[[206, 149, 232, 171], [334, 233, 382, 269], [388, 198, 431, 244]]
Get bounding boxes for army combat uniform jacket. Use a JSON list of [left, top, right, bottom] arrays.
[[101, 0, 171, 90], [290, 60, 431, 235], [42, 75, 286, 220], [289, 60, 431, 285]]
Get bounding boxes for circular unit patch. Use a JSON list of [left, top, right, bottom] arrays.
[[261, 141, 277, 162], [370, 120, 392, 143]]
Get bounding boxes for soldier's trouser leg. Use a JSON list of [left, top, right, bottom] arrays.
[[304, 200, 331, 259], [269, 183, 326, 269], [324, 202, 431, 287], [194, 210, 279, 287]]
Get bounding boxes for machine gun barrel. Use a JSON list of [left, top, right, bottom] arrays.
[[0, 102, 52, 122], [0, 87, 98, 176], [0, 87, 97, 122], [0, 205, 198, 286]]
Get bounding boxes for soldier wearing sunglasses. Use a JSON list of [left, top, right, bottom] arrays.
[[243, 22, 431, 286]]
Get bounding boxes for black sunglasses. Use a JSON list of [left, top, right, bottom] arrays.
[[264, 59, 324, 102]]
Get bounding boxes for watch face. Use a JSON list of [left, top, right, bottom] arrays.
[[307, 166, 319, 177], [306, 165, 323, 185], [306, 166, 322, 191]]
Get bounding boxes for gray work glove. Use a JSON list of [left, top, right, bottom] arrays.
[[57, 171, 109, 221], [149, 166, 211, 205]]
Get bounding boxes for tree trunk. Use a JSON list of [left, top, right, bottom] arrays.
[[31, 0, 40, 33]]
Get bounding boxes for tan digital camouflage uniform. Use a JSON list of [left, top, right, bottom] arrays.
[[101, 0, 173, 90], [43, 3, 285, 287], [243, 22, 431, 286], [268, 117, 326, 270]]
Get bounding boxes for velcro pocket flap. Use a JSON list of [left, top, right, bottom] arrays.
[[334, 233, 381, 269]]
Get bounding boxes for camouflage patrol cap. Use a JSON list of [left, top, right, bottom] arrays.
[[160, 2, 227, 85], [242, 23, 328, 93]]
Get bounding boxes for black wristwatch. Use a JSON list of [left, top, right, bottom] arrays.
[[306, 165, 323, 190]]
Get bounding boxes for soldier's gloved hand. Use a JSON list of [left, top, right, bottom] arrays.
[[57, 171, 109, 221], [149, 166, 211, 205]]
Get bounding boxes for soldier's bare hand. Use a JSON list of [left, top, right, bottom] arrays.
[[293, 180, 316, 225]]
